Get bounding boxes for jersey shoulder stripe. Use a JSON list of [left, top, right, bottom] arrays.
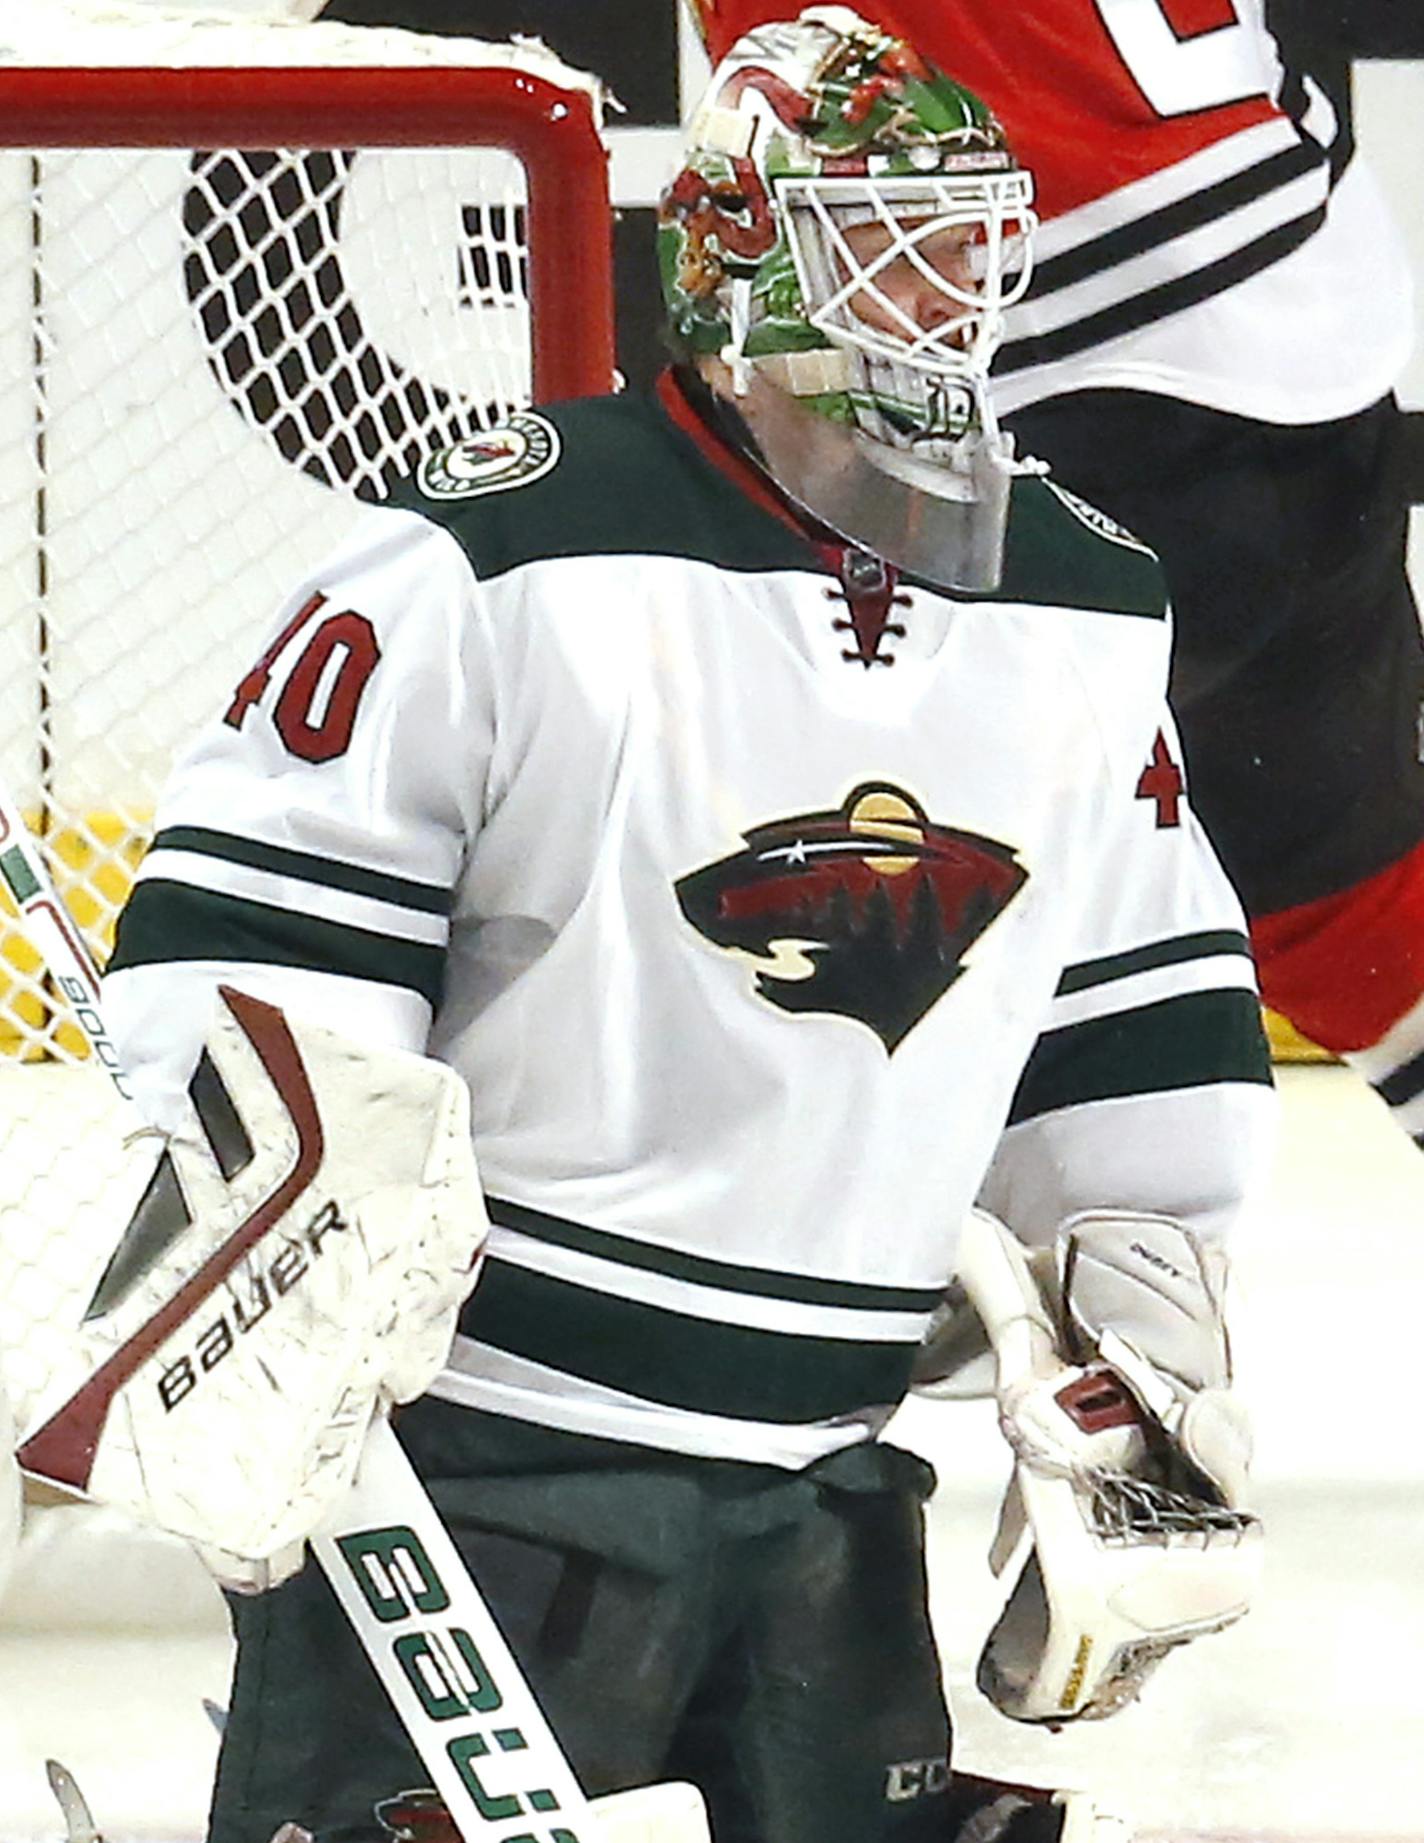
[[998, 201, 1327, 376], [392, 395, 1168, 623], [387, 395, 816, 582], [1030, 138, 1323, 302]]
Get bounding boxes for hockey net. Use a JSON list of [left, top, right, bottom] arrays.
[[0, 1, 614, 1607]]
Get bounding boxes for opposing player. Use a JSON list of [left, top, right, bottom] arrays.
[[691, 0, 1424, 1133], [102, 12, 1273, 1843]]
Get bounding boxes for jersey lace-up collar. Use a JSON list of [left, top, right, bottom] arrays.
[[655, 366, 911, 667]]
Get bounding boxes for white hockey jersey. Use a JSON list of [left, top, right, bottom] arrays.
[[105, 385, 1275, 1468]]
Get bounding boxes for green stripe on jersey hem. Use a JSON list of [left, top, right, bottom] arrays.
[[486, 1195, 946, 1312], [458, 1259, 918, 1424], [1008, 987, 1271, 1126], [108, 880, 444, 1007], [1056, 929, 1252, 996], [152, 825, 452, 915]]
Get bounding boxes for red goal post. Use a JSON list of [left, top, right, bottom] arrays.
[[0, 60, 615, 408], [0, 13, 615, 1061]]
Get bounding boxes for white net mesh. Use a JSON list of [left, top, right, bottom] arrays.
[[0, 13, 612, 1467]]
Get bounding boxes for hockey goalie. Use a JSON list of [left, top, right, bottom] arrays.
[[2, 9, 1282, 1839], [12, 984, 488, 1588]]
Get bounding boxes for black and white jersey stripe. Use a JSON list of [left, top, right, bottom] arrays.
[[995, 76, 1340, 382], [1349, 1003, 1424, 1148], [1368, 1055, 1424, 1145]]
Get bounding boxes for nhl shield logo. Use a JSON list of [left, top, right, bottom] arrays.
[[417, 412, 560, 500], [676, 783, 1028, 1051]]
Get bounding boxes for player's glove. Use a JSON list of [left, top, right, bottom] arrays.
[[955, 1208, 1262, 1723], [15, 988, 487, 1592]]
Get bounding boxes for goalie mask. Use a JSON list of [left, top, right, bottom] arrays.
[[658, 4, 1037, 589]]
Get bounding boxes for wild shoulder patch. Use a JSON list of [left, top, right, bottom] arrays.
[[1045, 479, 1154, 557], [417, 412, 561, 500]]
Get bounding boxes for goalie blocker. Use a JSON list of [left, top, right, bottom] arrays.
[[951, 1209, 1263, 1723], [13, 987, 488, 1589]]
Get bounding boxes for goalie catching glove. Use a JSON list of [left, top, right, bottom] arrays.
[[955, 1208, 1262, 1723], [15, 987, 486, 1591]]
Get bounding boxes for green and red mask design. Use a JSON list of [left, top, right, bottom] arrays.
[[658, 5, 1036, 452]]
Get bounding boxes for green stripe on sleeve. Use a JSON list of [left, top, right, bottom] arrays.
[[108, 879, 444, 1008], [152, 825, 452, 915], [1008, 988, 1271, 1127], [1055, 930, 1253, 996]]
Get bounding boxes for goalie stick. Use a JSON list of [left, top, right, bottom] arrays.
[[0, 786, 603, 1843]]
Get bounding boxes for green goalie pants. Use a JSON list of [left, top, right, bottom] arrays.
[[207, 1398, 954, 1843]]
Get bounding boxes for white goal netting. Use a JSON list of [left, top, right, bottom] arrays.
[[0, 3, 613, 1499]]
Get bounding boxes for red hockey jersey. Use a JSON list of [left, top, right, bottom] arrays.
[[689, 1, 1412, 420], [695, 0, 1288, 218]]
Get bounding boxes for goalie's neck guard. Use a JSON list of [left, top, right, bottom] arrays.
[[706, 354, 1018, 591]]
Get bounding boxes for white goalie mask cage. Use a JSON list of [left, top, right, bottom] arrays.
[[778, 167, 1037, 448]]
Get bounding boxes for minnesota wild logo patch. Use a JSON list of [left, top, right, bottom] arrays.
[[417, 413, 560, 500], [676, 783, 1028, 1052]]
